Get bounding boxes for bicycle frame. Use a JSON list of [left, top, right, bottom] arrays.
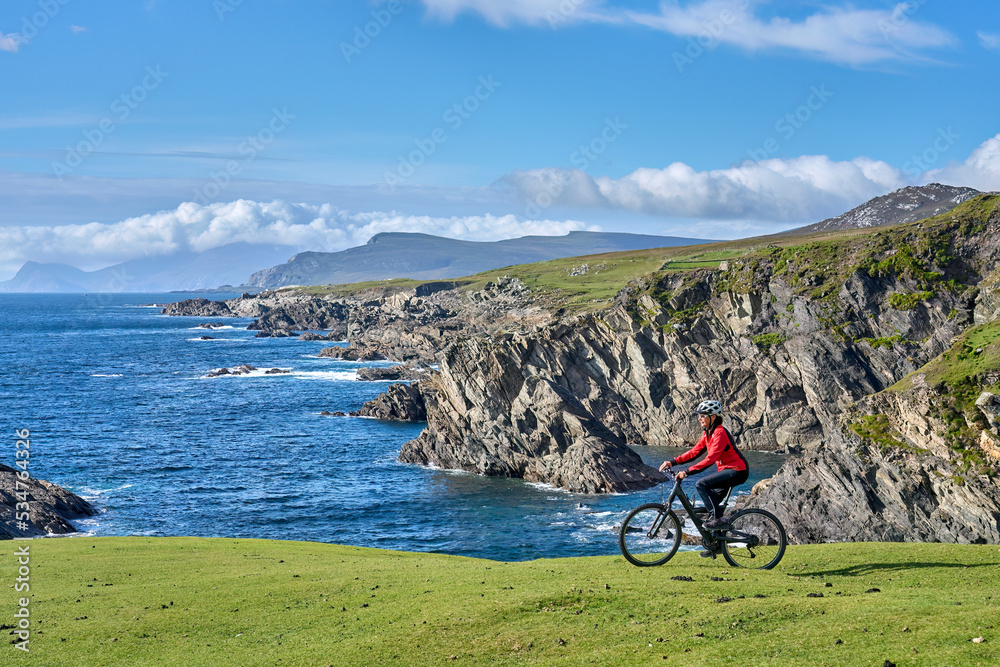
[[663, 473, 734, 547], [620, 470, 786, 568]]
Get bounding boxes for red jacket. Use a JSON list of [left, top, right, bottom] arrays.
[[671, 425, 748, 474]]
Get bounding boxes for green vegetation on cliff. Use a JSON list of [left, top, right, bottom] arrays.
[[284, 194, 999, 316], [848, 414, 926, 454], [889, 290, 936, 310], [2, 537, 998, 666], [888, 319, 1000, 475]]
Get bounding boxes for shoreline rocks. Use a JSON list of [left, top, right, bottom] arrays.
[[355, 365, 430, 382], [206, 364, 291, 378], [1, 464, 97, 539], [319, 344, 390, 362], [350, 382, 427, 421]]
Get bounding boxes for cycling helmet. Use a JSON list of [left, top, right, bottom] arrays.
[[693, 399, 722, 416]]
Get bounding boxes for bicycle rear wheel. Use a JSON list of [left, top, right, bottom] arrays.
[[618, 503, 682, 567], [720, 509, 786, 570]]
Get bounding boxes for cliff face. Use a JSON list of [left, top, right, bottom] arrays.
[[162, 197, 1000, 539], [403, 198, 1000, 535], [399, 337, 667, 493]]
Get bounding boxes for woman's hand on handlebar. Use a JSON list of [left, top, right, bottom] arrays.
[[675, 470, 688, 481], [657, 461, 672, 473]]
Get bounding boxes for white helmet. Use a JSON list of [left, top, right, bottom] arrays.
[[693, 399, 723, 416]]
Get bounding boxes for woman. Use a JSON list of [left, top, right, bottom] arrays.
[[658, 400, 749, 533]]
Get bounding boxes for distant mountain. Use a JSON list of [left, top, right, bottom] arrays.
[[247, 231, 712, 289], [791, 183, 980, 235], [0, 243, 297, 293]]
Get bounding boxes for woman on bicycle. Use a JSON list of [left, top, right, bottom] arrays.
[[658, 400, 749, 530]]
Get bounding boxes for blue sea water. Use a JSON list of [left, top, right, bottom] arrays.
[[1, 293, 785, 561]]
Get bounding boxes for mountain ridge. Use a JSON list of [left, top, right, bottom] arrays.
[[790, 182, 980, 234], [246, 231, 713, 289]]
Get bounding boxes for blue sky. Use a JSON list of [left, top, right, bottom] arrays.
[[1, 0, 999, 277]]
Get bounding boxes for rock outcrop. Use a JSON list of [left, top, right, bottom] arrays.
[[318, 344, 389, 362], [163, 277, 553, 364], [401, 198, 1000, 516], [206, 364, 290, 377], [734, 434, 1000, 544], [351, 382, 427, 421], [401, 368, 665, 493], [1, 465, 97, 539], [355, 365, 430, 382], [161, 298, 233, 317], [162, 196, 1000, 537]]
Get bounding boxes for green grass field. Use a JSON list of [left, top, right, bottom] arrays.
[[3, 538, 998, 666]]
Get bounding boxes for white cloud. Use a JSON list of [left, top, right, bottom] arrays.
[[925, 134, 1000, 192], [979, 31, 1000, 52], [629, 0, 956, 65], [418, 0, 955, 65], [0, 32, 21, 53], [70, 25, 87, 34], [0, 200, 595, 276], [503, 155, 906, 223], [419, 0, 605, 27]]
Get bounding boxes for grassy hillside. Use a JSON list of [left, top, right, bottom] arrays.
[[3, 537, 998, 666], [285, 194, 1000, 313]]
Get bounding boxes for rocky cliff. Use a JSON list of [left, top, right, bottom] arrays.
[[163, 277, 552, 362], [403, 195, 1000, 537], [162, 195, 1000, 541], [1, 464, 97, 539]]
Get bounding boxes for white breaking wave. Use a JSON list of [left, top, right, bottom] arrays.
[[90, 374, 123, 377], [76, 483, 134, 501], [188, 325, 236, 330], [292, 370, 358, 381]]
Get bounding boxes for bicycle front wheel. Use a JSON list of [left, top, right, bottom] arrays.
[[618, 503, 682, 567], [721, 509, 787, 570]]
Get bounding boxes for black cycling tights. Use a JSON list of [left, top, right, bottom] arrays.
[[694, 468, 750, 519]]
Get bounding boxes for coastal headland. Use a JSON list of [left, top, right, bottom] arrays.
[[163, 194, 1000, 544]]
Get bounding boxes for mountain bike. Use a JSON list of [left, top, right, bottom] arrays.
[[618, 469, 786, 569]]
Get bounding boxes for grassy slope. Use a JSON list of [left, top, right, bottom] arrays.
[[283, 194, 1000, 314], [892, 319, 1000, 391], [3, 537, 998, 666]]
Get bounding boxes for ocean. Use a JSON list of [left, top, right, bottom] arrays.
[[1, 292, 785, 561]]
